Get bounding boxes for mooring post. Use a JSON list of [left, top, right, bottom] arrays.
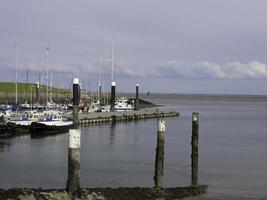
[[191, 112, 199, 186], [72, 79, 80, 127], [99, 83, 102, 104], [154, 118, 166, 188], [134, 83, 139, 111], [110, 81, 116, 112], [36, 82, 40, 103], [67, 78, 80, 195]]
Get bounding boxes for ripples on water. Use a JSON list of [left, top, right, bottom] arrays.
[[0, 94, 267, 199]]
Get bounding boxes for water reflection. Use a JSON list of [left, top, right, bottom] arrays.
[[30, 132, 66, 139], [0, 141, 11, 152], [109, 121, 116, 145], [0, 95, 267, 198]]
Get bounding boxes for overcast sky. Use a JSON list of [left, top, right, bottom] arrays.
[[1, 0, 267, 94]]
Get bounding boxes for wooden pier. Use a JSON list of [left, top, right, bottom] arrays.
[[78, 110, 179, 125]]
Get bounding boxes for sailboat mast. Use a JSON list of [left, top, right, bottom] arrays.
[[50, 71, 53, 102], [46, 47, 49, 105], [111, 37, 115, 82], [98, 52, 102, 102], [15, 43, 18, 105]]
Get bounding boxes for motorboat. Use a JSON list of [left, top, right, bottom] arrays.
[[5, 110, 40, 125], [30, 110, 73, 135], [4, 110, 41, 134], [115, 98, 134, 111]]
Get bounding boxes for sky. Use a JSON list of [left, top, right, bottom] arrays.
[[1, 0, 267, 95]]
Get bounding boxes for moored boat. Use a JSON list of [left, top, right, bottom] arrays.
[[115, 98, 134, 111], [30, 110, 73, 136]]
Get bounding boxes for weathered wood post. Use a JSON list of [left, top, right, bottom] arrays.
[[191, 112, 199, 186], [67, 78, 81, 195], [154, 118, 166, 188], [110, 81, 116, 112], [134, 83, 139, 111]]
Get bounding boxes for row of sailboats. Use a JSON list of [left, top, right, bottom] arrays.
[[11, 38, 134, 112]]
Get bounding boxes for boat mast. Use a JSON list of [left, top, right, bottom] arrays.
[[111, 37, 115, 82], [98, 52, 102, 102], [46, 47, 49, 106], [50, 71, 53, 102], [15, 43, 18, 105]]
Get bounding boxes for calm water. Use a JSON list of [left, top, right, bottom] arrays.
[[0, 94, 267, 199]]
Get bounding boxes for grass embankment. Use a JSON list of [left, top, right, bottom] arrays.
[[138, 99, 157, 108], [0, 82, 68, 93]]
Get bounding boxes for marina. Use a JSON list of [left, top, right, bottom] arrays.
[[0, 94, 267, 199], [1, 1, 267, 199]]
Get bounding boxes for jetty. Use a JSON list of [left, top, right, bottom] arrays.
[[78, 110, 179, 125], [0, 186, 207, 200]]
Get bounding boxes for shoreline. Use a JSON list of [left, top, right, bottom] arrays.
[[0, 185, 208, 200]]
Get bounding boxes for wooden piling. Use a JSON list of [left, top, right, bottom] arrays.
[[191, 112, 199, 186], [72, 78, 80, 128], [67, 129, 81, 195], [67, 78, 81, 195], [99, 83, 102, 104], [110, 81, 116, 112], [134, 84, 139, 110], [36, 82, 40, 103], [154, 118, 166, 188]]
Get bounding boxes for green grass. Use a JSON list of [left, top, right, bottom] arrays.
[[0, 82, 69, 93]]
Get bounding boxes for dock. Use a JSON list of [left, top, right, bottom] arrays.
[[78, 110, 179, 125]]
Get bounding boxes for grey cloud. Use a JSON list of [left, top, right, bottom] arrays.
[[1, 0, 267, 94], [5, 58, 267, 80], [116, 61, 267, 80]]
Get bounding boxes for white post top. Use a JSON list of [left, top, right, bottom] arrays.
[[112, 81, 116, 86], [136, 83, 139, 87], [69, 129, 81, 148], [157, 119, 166, 132], [73, 78, 79, 84], [99, 83, 102, 87], [36, 82, 39, 87]]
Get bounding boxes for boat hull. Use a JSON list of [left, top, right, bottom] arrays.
[[30, 121, 73, 137]]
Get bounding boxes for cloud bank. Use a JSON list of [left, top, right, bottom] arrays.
[[118, 60, 267, 79], [4, 60, 267, 80]]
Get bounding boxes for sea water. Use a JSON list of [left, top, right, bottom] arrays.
[[0, 94, 267, 199]]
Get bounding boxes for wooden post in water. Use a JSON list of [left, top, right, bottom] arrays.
[[67, 78, 80, 195], [99, 83, 102, 104], [110, 81, 116, 112], [73, 79, 80, 128], [36, 82, 40, 103], [191, 112, 199, 186], [154, 118, 166, 188], [134, 83, 139, 111]]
